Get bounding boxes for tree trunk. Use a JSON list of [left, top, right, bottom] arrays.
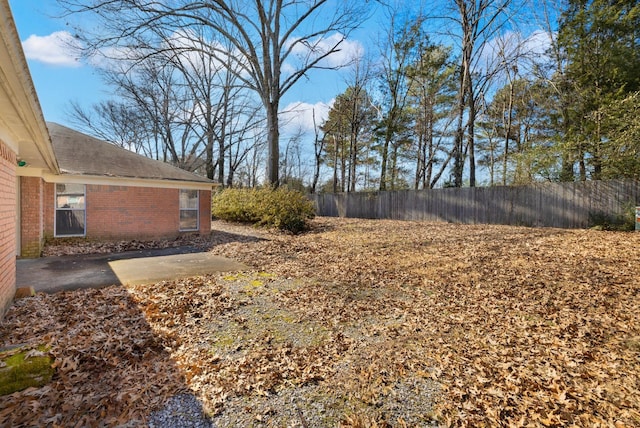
[[503, 81, 515, 185], [379, 130, 391, 191], [205, 130, 215, 180], [311, 112, 323, 194], [333, 135, 339, 193], [349, 93, 359, 192], [390, 143, 399, 189], [426, 136, 433, 189], [226, 157, 235, 187], [414, 133, 424, 190], [463, 40, 475, 187], [425, 113, 434, 188], [312, 143, 322, 194], [217, 136, 225, 186], [453, 96, 465, 187], [592, 110, 602, 180], [349, 132, 357, 192], [467, 97, 476, 187], [266, 100, 280, 187], [559, 104, 574, 181], [340, 140, 347, 192]]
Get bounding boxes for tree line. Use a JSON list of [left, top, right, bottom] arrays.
[[60, 0, 640, 191]]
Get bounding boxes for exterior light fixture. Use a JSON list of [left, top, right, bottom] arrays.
[[17, 159, 27, 167]]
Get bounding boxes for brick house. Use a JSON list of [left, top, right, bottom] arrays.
[[0, 0, 59, 317], [19, 122, 214, 258], [0, 1, 213, 318]]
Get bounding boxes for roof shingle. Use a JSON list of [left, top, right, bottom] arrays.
[[47, 122, 212, 184]]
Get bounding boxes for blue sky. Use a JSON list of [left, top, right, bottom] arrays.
[[8, 0, 373, 135], [9, 0, 551, 164], [10, 0, 110, 126]]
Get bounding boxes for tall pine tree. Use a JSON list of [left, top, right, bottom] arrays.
[[557, 0, 640, 180]]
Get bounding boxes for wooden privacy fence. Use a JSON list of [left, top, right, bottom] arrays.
[[310, 180, 640, 229]]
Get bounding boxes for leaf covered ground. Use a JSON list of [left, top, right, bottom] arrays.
[[1, 218, 639, 427]]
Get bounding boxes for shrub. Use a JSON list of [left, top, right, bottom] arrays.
[[588, 201, 636, 231], [211, 187, 261, 224], [212, 186, 315, 233]]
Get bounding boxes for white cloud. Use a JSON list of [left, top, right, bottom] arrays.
[[523, 29, 553, 58], [288, 33, 365, 70], [320, 34, 365, 68], [280, 100, 334, 134], [281, 61, 297, 76], [22, 31, 82, 67], [479, 30, 554, 77], [482, 31, 523, 67]]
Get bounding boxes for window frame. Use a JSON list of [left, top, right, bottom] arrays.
[[54, 183, 86, 237], [179, 189, 199, 232]]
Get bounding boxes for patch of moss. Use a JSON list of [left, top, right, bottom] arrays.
[[212, 334, 237, 349], [210, 306, 328, 353], [223, 273, 248, 282], [256, 272, 275, 278], [249, 280, 264, 287], [0, 345, 54, 396], [241, 280, 265, 296]]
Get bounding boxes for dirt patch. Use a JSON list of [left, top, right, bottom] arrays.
[[126, 272, 440, 426], [2, 218, 639, 426]]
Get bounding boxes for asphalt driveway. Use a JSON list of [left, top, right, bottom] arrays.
[[17, 246, 249, 294]]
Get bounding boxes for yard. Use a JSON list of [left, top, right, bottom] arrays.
[[1, 218, 639, 427]]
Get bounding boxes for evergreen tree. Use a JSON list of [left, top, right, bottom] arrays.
[[406, 43, 457, 189], [321, 87, 377, 192], [557, 0, 640, 180], [478, 78, 558, 184]]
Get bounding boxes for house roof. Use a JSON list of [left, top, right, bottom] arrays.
[[0, 0, 58, 173], [47, 122, 212, 184]]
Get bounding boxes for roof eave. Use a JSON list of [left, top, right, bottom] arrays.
[[42, 171, 217, 190], [0, 0, 59, 174]]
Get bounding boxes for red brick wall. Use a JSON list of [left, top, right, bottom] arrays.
[[0, 139, 17, 318], [87, 185, 180, 239], [44, 183, 211, 241], [43, 181, 54, 236], [20, 176, 44, 257], [200, 190, 212, 234]]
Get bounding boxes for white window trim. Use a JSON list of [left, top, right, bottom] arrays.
[[179, 189, 199, 232], [54, 184, 86, 237]]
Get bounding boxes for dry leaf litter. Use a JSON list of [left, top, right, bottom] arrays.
[[1, 218, 638, 427]]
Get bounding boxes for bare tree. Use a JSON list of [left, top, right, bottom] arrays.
[[70, 57, 207, 172], [280, 128, 304, 188], [236, 135, 267, 188], [106, 58, 205, 171], [345, 54, 375, 192], [169, 35, 239, 182], [439, 0, 515, 187], [165, 33, 264, 184], [59, 0, 370, 186], [225, 120, 266, 188], [67, 99, 153, 156], [492, 33, 522, 185], [310, 108, 325, 194]]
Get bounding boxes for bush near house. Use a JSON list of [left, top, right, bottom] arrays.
[[211, 187, 315, 233], [588, 201, 637, 231]]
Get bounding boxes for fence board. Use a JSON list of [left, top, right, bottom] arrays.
[[309, 180, 640, 229]]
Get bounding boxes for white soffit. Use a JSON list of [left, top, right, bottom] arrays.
[[0, 0, 58, 173]]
